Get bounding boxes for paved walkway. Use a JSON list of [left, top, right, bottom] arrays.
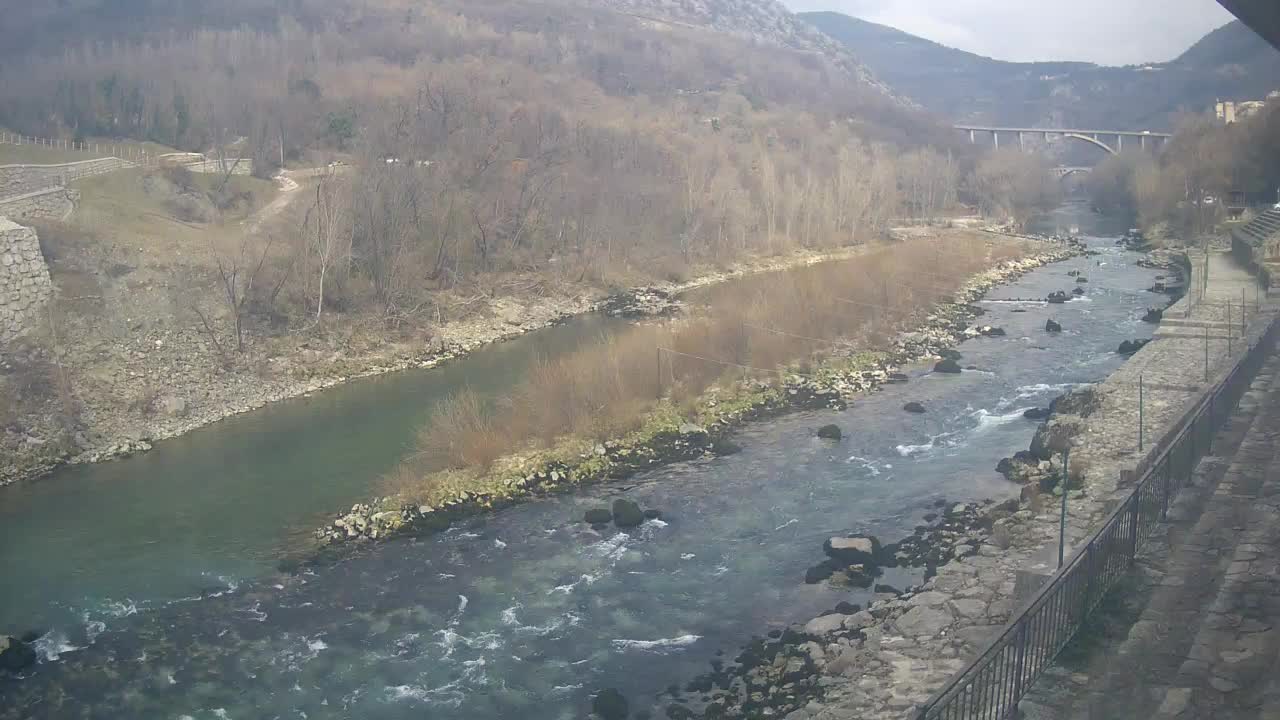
[[1022, 340, 1280, 718]]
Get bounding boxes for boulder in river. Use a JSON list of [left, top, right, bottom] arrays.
[[611, 499, 645, 528], [823, 535, 882, 565], [593, 688, 629, 720], [1067, 270, 1080, 277], [1142, 307, 1164, 323], [934, 359, 962, 374], [1073, 287, 1086, 296], [1117, 339, 1150, 355], [888, 372, 909, 383], [1047, 291, 1069, 304], [816, 424, 842, 440], [643, 509, 663, 520], [979, 326, 1007, 337], [903, 402, 926, 414], [584, 508, 613, 525], [710, 437, 742, 456], [1023, 407, 1052, 421], [0, 635, 36, 674], [938, 349, 962, 361], [1045, 319, 1062, 333], [1076, 276, 1089, 283]]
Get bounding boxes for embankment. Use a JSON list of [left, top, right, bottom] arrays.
[[317, 239, 1082, 547], [684, 251, 1275, 720], [0, 239, 959, 487]]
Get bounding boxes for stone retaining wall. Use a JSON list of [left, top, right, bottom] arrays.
[[0, 217, 52, 344], [183, 158, 253, 176], [0, 157, 132, 199], [0, 186, 77, 221]]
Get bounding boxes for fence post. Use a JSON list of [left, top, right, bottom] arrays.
[[1128, 496, 1140, 563], [1138, 375, 1144, 453], [1058, 447, 1070, 568]]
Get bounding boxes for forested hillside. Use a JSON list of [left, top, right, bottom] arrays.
[[803, 12, 1280, 131], [0, 0, 961, 298]]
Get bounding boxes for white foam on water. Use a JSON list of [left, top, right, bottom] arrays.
[[680, 553, 696, 560], [552, 684, 584, 693], [774, 518, 799, 531], [33, 630, 81, 662], [646, 518, 669, 529], [455, 595, 469, 616], [212, 710, 231, 719], [437, 573, 456, 579], [493, 538, 507, 549], [846, 455, 882, 476], [84, 619, 107, 643], [611, 634, 701, 652], [895, 440, 935, 457], [500, 605, 522, 626], [970, 407, 1034, 431], [713, 565, 730, 577], [387, 681, 466, 708]]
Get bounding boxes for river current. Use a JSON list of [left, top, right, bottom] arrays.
[[0, 206, 1162, 719]]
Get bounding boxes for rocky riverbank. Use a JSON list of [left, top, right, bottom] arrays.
[[317, 240, 1084, 547], [636, 252, 1277, 720], [0, 244, 884, 488]]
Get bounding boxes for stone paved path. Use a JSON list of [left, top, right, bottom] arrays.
[[1022, 349, 1280, 720]]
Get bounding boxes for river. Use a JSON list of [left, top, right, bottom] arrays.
[[0, 205, 1161, 719]]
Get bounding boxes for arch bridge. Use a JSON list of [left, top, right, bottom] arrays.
[[956, 126, 1172, 155]]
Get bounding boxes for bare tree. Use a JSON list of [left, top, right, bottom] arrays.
[[301, 168, 353, 323]]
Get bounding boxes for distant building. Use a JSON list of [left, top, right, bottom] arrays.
[[1216, 94, 1278, 124]]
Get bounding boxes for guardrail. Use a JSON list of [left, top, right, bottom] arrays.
[[914, 313, 1278, 720]]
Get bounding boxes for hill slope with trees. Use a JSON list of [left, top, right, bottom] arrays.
[[802, 12, 1280, 131]]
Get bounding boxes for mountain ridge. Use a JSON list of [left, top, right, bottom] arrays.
[[801, 12, 1280, 131]]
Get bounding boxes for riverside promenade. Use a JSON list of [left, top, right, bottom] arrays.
[[1021, 251, 1280, 719]]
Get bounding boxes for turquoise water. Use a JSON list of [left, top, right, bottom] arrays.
[[0, 207, 1160, 719]]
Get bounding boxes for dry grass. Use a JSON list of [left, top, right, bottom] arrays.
[[385, 232, 1028, 494]]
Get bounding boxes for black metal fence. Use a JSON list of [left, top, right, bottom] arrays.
[[914, 316, 1278, 720]]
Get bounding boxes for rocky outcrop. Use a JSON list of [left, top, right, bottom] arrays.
[[0, 634, 36, 673], [933, 358, 962, 374], [0, 217, 52, 344], [816, 424, 843, 440], [1045, 319, 1062, 333]]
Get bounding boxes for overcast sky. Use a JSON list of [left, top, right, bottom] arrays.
[[780, 0, 1236, 65]]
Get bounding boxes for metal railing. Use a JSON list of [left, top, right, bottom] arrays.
[[914, 314, 1278, 720]]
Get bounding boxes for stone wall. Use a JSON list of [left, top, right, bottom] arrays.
[[183, 158, 253, 176], [0, 186, 77, 221], [0, 217, 52, 344], [0, 158, 132, 199]]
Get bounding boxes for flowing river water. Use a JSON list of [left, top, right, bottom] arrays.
[[0, 205, 1162, 719]]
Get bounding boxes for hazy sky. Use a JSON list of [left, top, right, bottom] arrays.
[[781, 0, 1236, 65]]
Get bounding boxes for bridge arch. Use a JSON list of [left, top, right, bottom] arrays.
[[1061, 133, 1118, 156]]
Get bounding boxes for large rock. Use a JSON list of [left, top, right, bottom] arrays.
[[934, 359, 962, 374], [1047, 291, 1069, 304], [903, 402, 926, 414], [1023, 407, 1052, 421], [816, 424, 842, 440], [1142, 307, 1164, 323], [1030, 420, 1080, 461], [593, 688, 629, 720], [823, 535, 881, 565], [803, 613, 850, 636], [1117, 339, 1150, 355], [894, 604, 955, 637], [0, 635, 36, 673], [584, 508, 613, 525], [1045, 319, 1062, 333], [611, 499, 645, 528], [979, 326, 1007, 337]]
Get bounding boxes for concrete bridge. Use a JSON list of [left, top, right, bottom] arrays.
[[1053, 166, 1093, 179], [956, 125, 1173, 155]]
